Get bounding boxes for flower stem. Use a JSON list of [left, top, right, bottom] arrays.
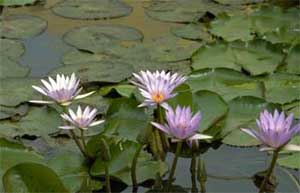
[[131, 144, 143, 188], [80, 129, 87, 150], [69, 130, 90, 160], [105, 162, 112, 193], [258, 150, 279, 193], [157, 105, 170, 151], [167, 141, 183, 191], [190, 154, 198, 193]]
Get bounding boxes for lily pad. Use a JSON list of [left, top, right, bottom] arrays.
[[63, 24, 143, 53], [49, 61, 133, 83], [0, 14, 47, 39], [62, 50, 114, 65], [192, 42, 241, 71], [278, 153, 300, 169], [52, 0, 132, 20], [3, 163, 69, 193], [99, 84, 136, 98], [90, 140, 168, 185], [285, 45, 300, 74], [232, 40, 283, 75], [103, 98, 151, 142], [0, 104, 29, 120], [0, 0, 38, 6], [171, 23, 213, 41], [283, 100, 300, 117], [263, 73, 300, 104], [0, 78, 40, 106], [214, 0, 265, 5], [0, 39, 25, 59], [187, 68, 264, 101], [0, 57, 30, 78]]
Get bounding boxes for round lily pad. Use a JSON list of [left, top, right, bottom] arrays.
[[286, 45, 300, 74], [52, 0, 132, 20], [0, 39, 25, 59], [63, 24, 143, 53], [0, 14, 47, 39], [0, 57, 30, 79], [0, 0, 38, 6], [49, 61, 134, 83], [171, 23, 213, 41], [214, 0, 265, 5], [62, 50, 114, 65]]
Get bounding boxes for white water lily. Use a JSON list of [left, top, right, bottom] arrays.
[[60, 106, 104, 130], [30, 73, 94, 106]]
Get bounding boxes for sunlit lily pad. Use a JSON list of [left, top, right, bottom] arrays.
[[192, 42, 241, 71], [52, 0, 132, 20], [171, 23, 213, 41], [263, 73, 300, 104], [0, 57, 30, 78], [0, 14, 47, 39], [0, 0, 38, 6], [278, 153, 300, 169], [90, 140, 168, 185], [63, 24, 143, 53], [285, 45, 300, 74], [145, 0, 232, 23], [187, 68, 264, 101], [214, 0, 265, 5], [49, 61, 133, 83], [0, 138, 44, 192], [3, 163, 68, 193], [0, 39, 25, 59], [0, 78, 40, 106]]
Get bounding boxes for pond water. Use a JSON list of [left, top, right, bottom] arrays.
[[1, 0, 299, 193]]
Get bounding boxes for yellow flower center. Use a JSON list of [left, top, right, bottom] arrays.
[[152, 92, 165, 103]]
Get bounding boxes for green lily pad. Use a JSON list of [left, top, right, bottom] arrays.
[[283, 100, 300, 117], [192, 42, 241, 71], [52, 0, 132, 20], [103, 98, 150, 142], [0, 104, 29, 120], [49, 61, 133, 83], [278, 153, 300, 169], [62, 50, 114, 65], [0, 39, 25, 59], [0, 0, 38, 6], [187, 68, 264, 101], [3, 163, 69, 193], [0, 57, 30, 78], [232, 40, 283, 75], [90, 140, 168, 185], [286, 45, 300, 74], [214, 0, 265, 5], [0, 106, 61, 138], [63, 24, 143, 53], [0, 78, 40, 107], [99, 84, 136, 98], [0, 138, 44, 192], [192, 90, 228, 132], [210, 14, 254, 42], [145, 0, 232, 23], [263, 73, 300, 104], [0, 14, 47, 39], [221, 96, 278, 139], [171, 23, 213, 41]]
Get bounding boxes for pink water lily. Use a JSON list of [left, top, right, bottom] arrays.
[[30, 73, 94, 106], [241, 109, 300, 151], [131, 70, 187, 107], [151, 105, 212, 141], [60, 106, 104, 130]]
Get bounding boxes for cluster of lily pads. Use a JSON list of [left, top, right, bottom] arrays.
[[1, 0, 300, 192]]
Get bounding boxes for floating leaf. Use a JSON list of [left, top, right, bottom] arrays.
[[49, 61, 133, 83], [63, 24, 143, 53], [99, 84, 136, 98], [0, 0, 38, 6], [0, 57, 30, 78], [0, 104, 29, 120], [286, 45, 300, 74], [52, 0, 132, 20], [263, 73, 300, 104], [192, 42, 241, 71], [90, 140, 168, 185], [214, 0, 264, 5], [171, 23, 213, 41], [0, 14, 47, 39], [62, 50, 114, 65], [0, 38, 25, 59], [278, 153, 300, 169], [283, 100, 300, 117], [3, 163, 69, 193], [187, 68, 263, 101]]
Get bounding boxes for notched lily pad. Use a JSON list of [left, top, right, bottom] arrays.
[[0, 39, 25, 59], [62, 50, 114, 65], [0, 57, 30, 79], [0, 104, 29, 120], [0, 14, 47, 39], [52, 0, 132, 20], [171, 23, 213, 41]]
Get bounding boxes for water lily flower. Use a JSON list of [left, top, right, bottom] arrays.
[[241, 109, 300, 151], [131, 70, 187, 107], [151, 105, 212, 141], [30, 73, 94, 106], [60, 106, 104, 130]]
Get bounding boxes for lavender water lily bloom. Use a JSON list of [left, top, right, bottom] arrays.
[[131, 70, 187, 107], [30, 73, 94, 106], [60, 106, 104, 130], [151, 105, 212, 141], [241, 110, 300, 151]]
